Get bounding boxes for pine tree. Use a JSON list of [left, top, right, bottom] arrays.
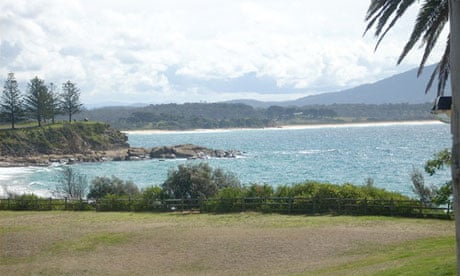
[[46, 82, 60, 124], [1, 73, 23, 129], [25, 77, 48, 127], [60, 81, 83, 122]]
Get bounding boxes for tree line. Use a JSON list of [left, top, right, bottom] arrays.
[[72, 102, 432, 130], [0, 73, 83, 129]]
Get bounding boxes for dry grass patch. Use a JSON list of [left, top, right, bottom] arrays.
[[0, 211, 454, 275]]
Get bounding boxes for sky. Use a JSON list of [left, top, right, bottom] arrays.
[[0, 0, 447, 106]]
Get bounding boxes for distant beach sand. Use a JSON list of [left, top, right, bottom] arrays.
[[123, 120, 445, 135]]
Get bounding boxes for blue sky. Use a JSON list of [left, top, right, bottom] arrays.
[[0, 0, 447, 105]]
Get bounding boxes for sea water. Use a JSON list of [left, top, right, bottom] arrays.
[[0, 122, 452, 198]]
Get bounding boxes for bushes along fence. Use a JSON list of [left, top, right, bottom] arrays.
[[0, 196, 452, 219]]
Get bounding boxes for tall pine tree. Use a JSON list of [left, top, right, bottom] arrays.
[[1, 73, 23, 129], [25, 77, 48, 127], [60, 81, 83, 122]]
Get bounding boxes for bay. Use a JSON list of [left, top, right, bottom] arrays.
[[0, 121, 452, 198]]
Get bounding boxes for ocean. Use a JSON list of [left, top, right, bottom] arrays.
[[0, 121, 452, 198]]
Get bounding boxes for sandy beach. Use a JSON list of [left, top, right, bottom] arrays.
[[122, 120, 445, 135]]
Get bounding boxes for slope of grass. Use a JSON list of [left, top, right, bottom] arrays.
[[311, 236, 455, 275], [0, 121, 128, 156]]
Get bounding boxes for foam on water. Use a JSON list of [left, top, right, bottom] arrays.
[[0, 167, 55, 197]]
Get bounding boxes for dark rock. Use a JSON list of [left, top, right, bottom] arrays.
[[128, 147, 149, 159]]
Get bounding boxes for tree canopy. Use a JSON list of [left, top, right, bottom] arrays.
[[60, 81, 83, 122], [0, 73, 83, 128], [1, 73, 23, 129]]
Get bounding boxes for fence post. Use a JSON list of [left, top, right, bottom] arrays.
[[241, 197, 245, 212], [80, 198, 83, 211], [49, 197, 52, 210], [8, 197, 10, 209], [419, 200, 423, 216], [288, 197, 293, 214], [199, 198, 204, 213], [363, 198, 367, 215], [447, 201, 451, 219], [64, 197, 68, 210], [390, 198, 394, 216]]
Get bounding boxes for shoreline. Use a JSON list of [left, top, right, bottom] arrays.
[[123, 120, 445, 135]]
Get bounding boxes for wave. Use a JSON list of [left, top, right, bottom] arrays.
[[0, 180, 54, 198], [299, 149, 337, 155], [272, 149, 337, 155]]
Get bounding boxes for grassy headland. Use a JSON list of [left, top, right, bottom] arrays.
[[0, 121, 129, 166]]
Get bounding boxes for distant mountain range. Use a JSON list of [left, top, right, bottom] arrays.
[[226, 64, 450, 108]]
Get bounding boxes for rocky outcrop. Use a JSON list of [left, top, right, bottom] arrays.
[[149, 144, 240, 159], [0, 144, 241, 167], [126, 147, 150, 160], [0, 122, 241, 167]]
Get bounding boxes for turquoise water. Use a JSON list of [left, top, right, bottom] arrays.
[[0, 122, 452, 197]]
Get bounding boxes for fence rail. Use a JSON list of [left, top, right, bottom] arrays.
[[0, 196, 452, 219]]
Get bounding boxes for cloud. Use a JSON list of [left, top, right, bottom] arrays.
[[0, 0, 448, 105]]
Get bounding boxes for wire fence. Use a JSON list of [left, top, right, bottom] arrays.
[[0, 196, 452, 219]]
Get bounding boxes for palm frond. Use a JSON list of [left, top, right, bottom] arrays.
[[398, 0, 449, 70], [365, 0, 450, 96], [426, 35, 450, 95], [364, 0, 417, 50]]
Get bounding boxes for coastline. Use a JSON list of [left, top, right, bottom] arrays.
[[0, 120, 450, 198], [0, 120, 445, 167], [0, 148, 129, 168], [123, 120, 445, 135]]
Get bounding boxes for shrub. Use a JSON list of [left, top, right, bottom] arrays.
[[133, 186, 168, 211], [162, 163, 240, 199], [245, 183, 274, 198], [95, 194, 136, 211], [87, 176, 139, 199]]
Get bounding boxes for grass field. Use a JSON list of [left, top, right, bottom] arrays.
[[0, 211, 455, 275]]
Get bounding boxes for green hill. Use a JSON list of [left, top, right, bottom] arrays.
[[0, 122, 128, 157]]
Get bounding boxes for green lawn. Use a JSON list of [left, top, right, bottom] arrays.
[[0, 211, 455, 275]]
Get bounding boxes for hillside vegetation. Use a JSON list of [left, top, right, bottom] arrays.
[[0, 122, 128, 157], [71, 102, 434, 130]]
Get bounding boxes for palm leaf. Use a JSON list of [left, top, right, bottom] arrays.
[[365, 0, 450, 96], [364, 0, 417, 50], [398, 0, 448, 70], [426, 35, 450, 95]]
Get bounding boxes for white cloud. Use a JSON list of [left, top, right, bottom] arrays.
[[0, 0, 448, 105]]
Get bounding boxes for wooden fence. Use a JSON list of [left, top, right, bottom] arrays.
[[0, 196, 452, 219]]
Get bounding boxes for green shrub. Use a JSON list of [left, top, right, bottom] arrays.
[[4, 194, 51, 210], [88, 176, 139, 199], [207, 187, 247, 212], [133, 186, 167, 211], [245, 183, 274, 198], [95, 194, 136, 211], [162, 163, 240, 199]]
